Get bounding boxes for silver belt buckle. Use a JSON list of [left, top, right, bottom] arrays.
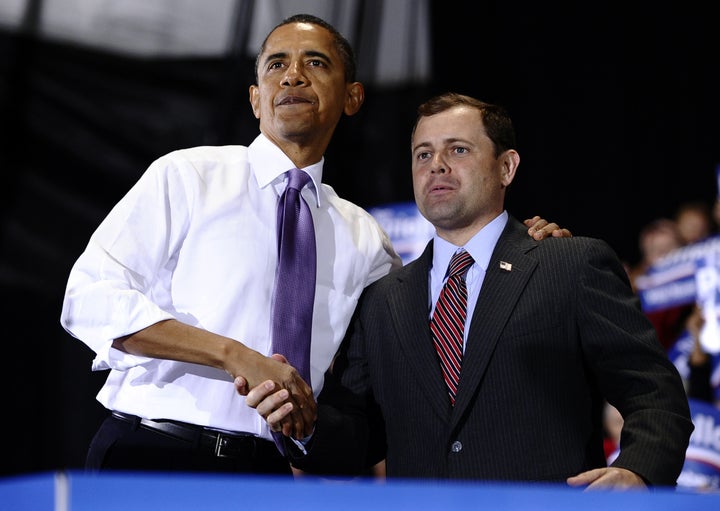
[[214, 434, 232, 458]]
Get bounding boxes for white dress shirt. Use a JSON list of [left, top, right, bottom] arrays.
[[60, 133, 401, 439]]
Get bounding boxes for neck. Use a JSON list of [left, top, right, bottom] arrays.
[[264, 132, 329, 169]]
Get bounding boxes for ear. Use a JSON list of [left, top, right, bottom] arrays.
[[343, 82, 365, 116], [249, 85, 260, 119], [499, 149, 520, 187]]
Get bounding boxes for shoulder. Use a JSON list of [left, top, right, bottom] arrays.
[[145, 146, 251, 185], [322, 184, 386, 229], [154, 145, 249, 168], [497, 223, 626, 285], [523, 236, 624, 276], [320, 185, 403, 275], [529, 236, 631, 292], [504, 215, 613, 252], [535, 235, 618, 258]]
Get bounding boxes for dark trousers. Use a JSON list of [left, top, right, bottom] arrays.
[[86, 413, 292, 476]]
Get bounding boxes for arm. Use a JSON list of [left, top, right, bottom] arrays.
[[116, 320, 316, 438], [571, 238, 694, 487], [61, 153, 316, 437]]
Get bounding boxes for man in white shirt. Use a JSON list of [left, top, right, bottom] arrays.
[[61, 14, 567, 475]]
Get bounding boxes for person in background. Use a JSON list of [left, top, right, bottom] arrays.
[[668, 199, 720, 406], [675, 200, 714, 246], [667, 305, 720, 408], [627, 218, 688, 350], [627, 218, 684, 293], [60, 15, 567, 476], [242, 92, 694, 488]]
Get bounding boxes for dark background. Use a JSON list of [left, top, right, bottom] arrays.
[[1, 1, 719, 476]]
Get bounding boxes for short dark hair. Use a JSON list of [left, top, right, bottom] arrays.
[[412, 92, 517, 157], [255, 13, 357, 83]]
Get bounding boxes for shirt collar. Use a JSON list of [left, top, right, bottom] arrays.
[[248, 133, 324, 207], [431, 211, 508, 277]]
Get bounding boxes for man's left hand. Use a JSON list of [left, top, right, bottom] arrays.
[[566, 467, 647, 490]]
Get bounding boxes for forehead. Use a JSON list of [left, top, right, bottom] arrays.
[[414, 106, 486, 144], [262, 22, 336, 57]]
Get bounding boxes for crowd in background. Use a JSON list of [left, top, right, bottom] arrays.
[[604, 198, 720, 486]]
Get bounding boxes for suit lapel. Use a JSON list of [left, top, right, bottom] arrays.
[[387, 242, 454, 420], [451, 219, 538, 424]]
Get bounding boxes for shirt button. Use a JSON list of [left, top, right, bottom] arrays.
[[451, 441, 463, 453]]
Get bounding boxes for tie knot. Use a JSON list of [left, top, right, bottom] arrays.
[[287, 168, 311, 191], [447, 250, 474, 278]]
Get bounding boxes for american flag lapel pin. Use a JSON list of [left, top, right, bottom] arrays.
[[499, 261, 512, 272]]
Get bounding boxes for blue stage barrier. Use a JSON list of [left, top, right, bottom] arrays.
[[2, 471, 719, 511]]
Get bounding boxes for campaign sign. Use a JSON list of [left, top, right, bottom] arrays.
[[635, 235, 720, 313], [368, 202, 435, 265], [636, 235, 720, 354], [678, 398, 720, 491]]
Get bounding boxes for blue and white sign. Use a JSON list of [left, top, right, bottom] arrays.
[[636, 235, 720, 354], [369, 202, 435, 265], [678, 398, 720, 491]]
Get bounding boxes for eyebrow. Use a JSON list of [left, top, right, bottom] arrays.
[[412, 137, 469, 153], [262, 49, 333, 66], [412, 141, 431, 153]]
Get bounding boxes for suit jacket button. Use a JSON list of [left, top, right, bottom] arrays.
[[451, 441, 462, 453]]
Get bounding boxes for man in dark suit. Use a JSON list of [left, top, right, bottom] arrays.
[[242, 92, 694, 488]]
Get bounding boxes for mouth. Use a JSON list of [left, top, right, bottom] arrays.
[[428, 182, 454, 194], [277, 95, 314, 106]]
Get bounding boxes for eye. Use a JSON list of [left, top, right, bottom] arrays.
[[454, 146, 468, 155], [308, 59, 325, 67], [267, 61, 284, 71], [416, 151, 431, 161]]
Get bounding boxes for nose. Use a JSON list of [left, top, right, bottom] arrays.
[[430, 154, 447, 174], [282, 60, 306, 87]]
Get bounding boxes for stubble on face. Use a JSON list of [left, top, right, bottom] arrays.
[[411, 107, 505, 243], [417, 177, 497, 238]]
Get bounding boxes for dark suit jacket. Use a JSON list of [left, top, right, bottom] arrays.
[[291, 216, 694, 485]]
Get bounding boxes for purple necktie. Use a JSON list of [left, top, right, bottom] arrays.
[[271, 168, 316, 384], [270, 168, 316, 454]]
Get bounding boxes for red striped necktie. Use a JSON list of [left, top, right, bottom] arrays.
[[430, 249, 474, 406]]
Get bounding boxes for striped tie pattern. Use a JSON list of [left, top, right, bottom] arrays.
[[430, 249, 474, 406]]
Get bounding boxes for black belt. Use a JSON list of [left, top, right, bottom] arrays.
[[111, 411, 279, 459]]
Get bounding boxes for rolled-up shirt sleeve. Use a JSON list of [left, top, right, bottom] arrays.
[[60, 157, 188, 371]]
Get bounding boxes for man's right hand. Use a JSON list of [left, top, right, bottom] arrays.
[[235, 353, 316, 440], [112, 319, 316, 439]]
